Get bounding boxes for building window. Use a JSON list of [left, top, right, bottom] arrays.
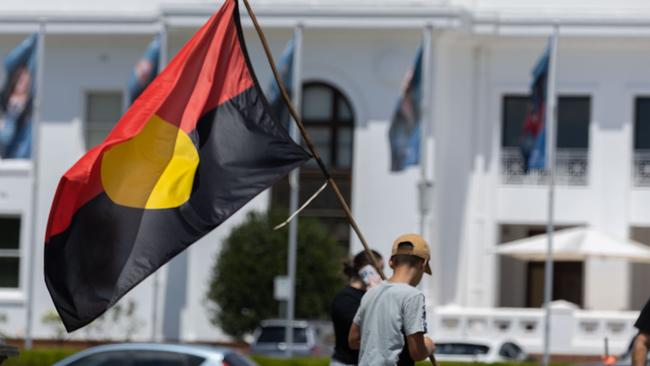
[[501, 95, 590, 185], [633, 97, 650, 186], [0, 217, 20, 288], [85, 91, 123, 150], [301, 82, 354, 169], [271, 81, 354, 248]]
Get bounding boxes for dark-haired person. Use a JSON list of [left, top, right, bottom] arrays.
[[348, 234, 435, 366], [633, 297, 650, 366], [330, 250, 383, 366]]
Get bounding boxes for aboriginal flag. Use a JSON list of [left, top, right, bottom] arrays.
[[44, 0, 310, 332]]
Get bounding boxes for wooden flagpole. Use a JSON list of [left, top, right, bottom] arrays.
[[240, 0, 385, 280], [241, 2, 437, 364]]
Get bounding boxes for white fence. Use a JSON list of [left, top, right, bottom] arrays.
[[430, 302, 639, 356]]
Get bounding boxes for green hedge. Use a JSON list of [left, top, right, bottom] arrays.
[[3, 348, 79, 366]]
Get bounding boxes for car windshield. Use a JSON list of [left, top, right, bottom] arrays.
[[435, 343, 490, 356], [257, 326, 308, 344]]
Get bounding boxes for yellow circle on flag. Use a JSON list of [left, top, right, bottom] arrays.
[[101, 115, 200, 209]]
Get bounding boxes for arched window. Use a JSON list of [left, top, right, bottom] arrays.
[[271, 81, 355, 248], [301, 82, 354, 169]]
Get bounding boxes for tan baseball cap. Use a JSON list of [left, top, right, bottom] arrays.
[[391, 233, 432, 275]]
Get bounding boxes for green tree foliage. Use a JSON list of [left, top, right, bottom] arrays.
[[207, 210, 345, 339]]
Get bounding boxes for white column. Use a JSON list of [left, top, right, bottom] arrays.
[[584, 73, 632, 311]]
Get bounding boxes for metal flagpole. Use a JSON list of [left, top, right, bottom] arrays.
[[418, 26, 440, 365], [25, 19, 46, 350], [418, 24, 434, 295], [542, 24, 559, 366], [151, 18, 168, 343], [419, 24, 439, 366], [285, 23, 303, 358]]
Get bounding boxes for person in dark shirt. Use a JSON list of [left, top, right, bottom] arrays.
[[633, 296, 650, 366], [330, 250, 383, 366]]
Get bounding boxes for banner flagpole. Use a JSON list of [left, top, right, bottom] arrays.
[[24, 19, 46, 350], [240, 0, 384, 279], [285, 23, 303, 358], [542, 24, 559, 366]]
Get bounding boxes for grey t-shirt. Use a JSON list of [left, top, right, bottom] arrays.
[[352, 282, 427, 366]]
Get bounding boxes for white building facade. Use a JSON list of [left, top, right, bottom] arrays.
[[1, 0, 650, 356]]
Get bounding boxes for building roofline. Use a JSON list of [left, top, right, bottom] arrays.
[[2, 3, 650, 36]]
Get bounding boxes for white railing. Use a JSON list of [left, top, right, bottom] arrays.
[[634, 150, 650, 187], [501, 147, 589, 186], [430, 302, 637, 356]]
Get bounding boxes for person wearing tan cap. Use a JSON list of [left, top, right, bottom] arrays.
[[348, 233, 435, 366]]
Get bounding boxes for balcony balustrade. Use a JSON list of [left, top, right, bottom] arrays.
[[633, 150, 650, 187], [501, 147, 589, 186]]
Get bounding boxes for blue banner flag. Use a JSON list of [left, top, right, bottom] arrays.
[[0, 34, 37, 159], [389, 45, 423, 172], [127, 35, 161, 105], [267, 37, 294, 129], [522, 43, 550, 171]]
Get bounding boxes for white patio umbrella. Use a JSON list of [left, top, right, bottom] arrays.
[[496, 226, 650, 263]]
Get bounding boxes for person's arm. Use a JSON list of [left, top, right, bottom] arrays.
[[406, 332, 436, 361], [348, 323, 361, 350], [633, 332, 650, 366], [348, 295, 366, 351], [402, 292, 433, 360]]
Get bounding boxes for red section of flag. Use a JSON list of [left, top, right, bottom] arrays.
[[45, 0, 253, 242], [523, 102, 545, 136]]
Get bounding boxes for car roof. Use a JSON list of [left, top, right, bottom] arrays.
[[55, 343, 240, 363]]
